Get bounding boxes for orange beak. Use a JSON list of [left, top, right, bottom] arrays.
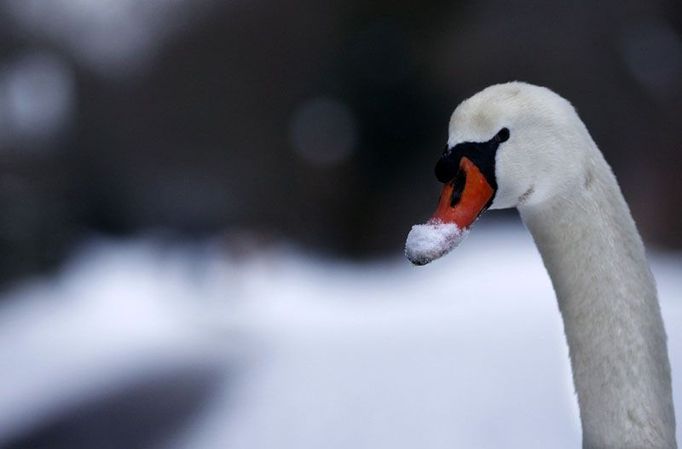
[[430, 157, 495, 229]]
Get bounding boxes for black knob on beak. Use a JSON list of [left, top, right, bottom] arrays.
[[435, 153, 459, 183]]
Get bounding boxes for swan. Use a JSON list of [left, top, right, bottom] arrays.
[[405, 82, 677, 448]]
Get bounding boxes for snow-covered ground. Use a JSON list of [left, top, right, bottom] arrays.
[[0, 223, 680, 448]]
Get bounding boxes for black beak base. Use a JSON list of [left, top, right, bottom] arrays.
[[434, 127, 509, 189]]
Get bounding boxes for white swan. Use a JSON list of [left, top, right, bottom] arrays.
[[405, 82, 677, 448]]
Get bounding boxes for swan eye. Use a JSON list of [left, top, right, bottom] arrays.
[[495, 127, 510, 143]]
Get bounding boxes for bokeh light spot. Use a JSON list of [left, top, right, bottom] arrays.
[[0, 52, 74, 150]]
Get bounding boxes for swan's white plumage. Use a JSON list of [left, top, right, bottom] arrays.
[[442, 82, 677, 448]]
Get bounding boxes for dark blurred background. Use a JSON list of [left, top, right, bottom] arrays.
[[0, 0, 680, 284]]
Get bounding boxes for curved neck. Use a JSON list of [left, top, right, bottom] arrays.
[[519, 153, 676, 448]]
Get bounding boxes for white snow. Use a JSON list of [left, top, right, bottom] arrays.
[[0, 224, 681, 449], [405, 220, 468, 265]]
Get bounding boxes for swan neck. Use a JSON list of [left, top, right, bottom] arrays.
[[519, 156, 676, 448]]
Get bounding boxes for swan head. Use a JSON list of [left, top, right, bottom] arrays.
[[405, 81, 592, 265]]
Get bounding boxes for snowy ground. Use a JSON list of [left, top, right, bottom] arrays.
[[0, 223, 680, 448]]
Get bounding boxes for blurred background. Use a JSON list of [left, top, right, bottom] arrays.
[[0, 0, 680, 448]]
